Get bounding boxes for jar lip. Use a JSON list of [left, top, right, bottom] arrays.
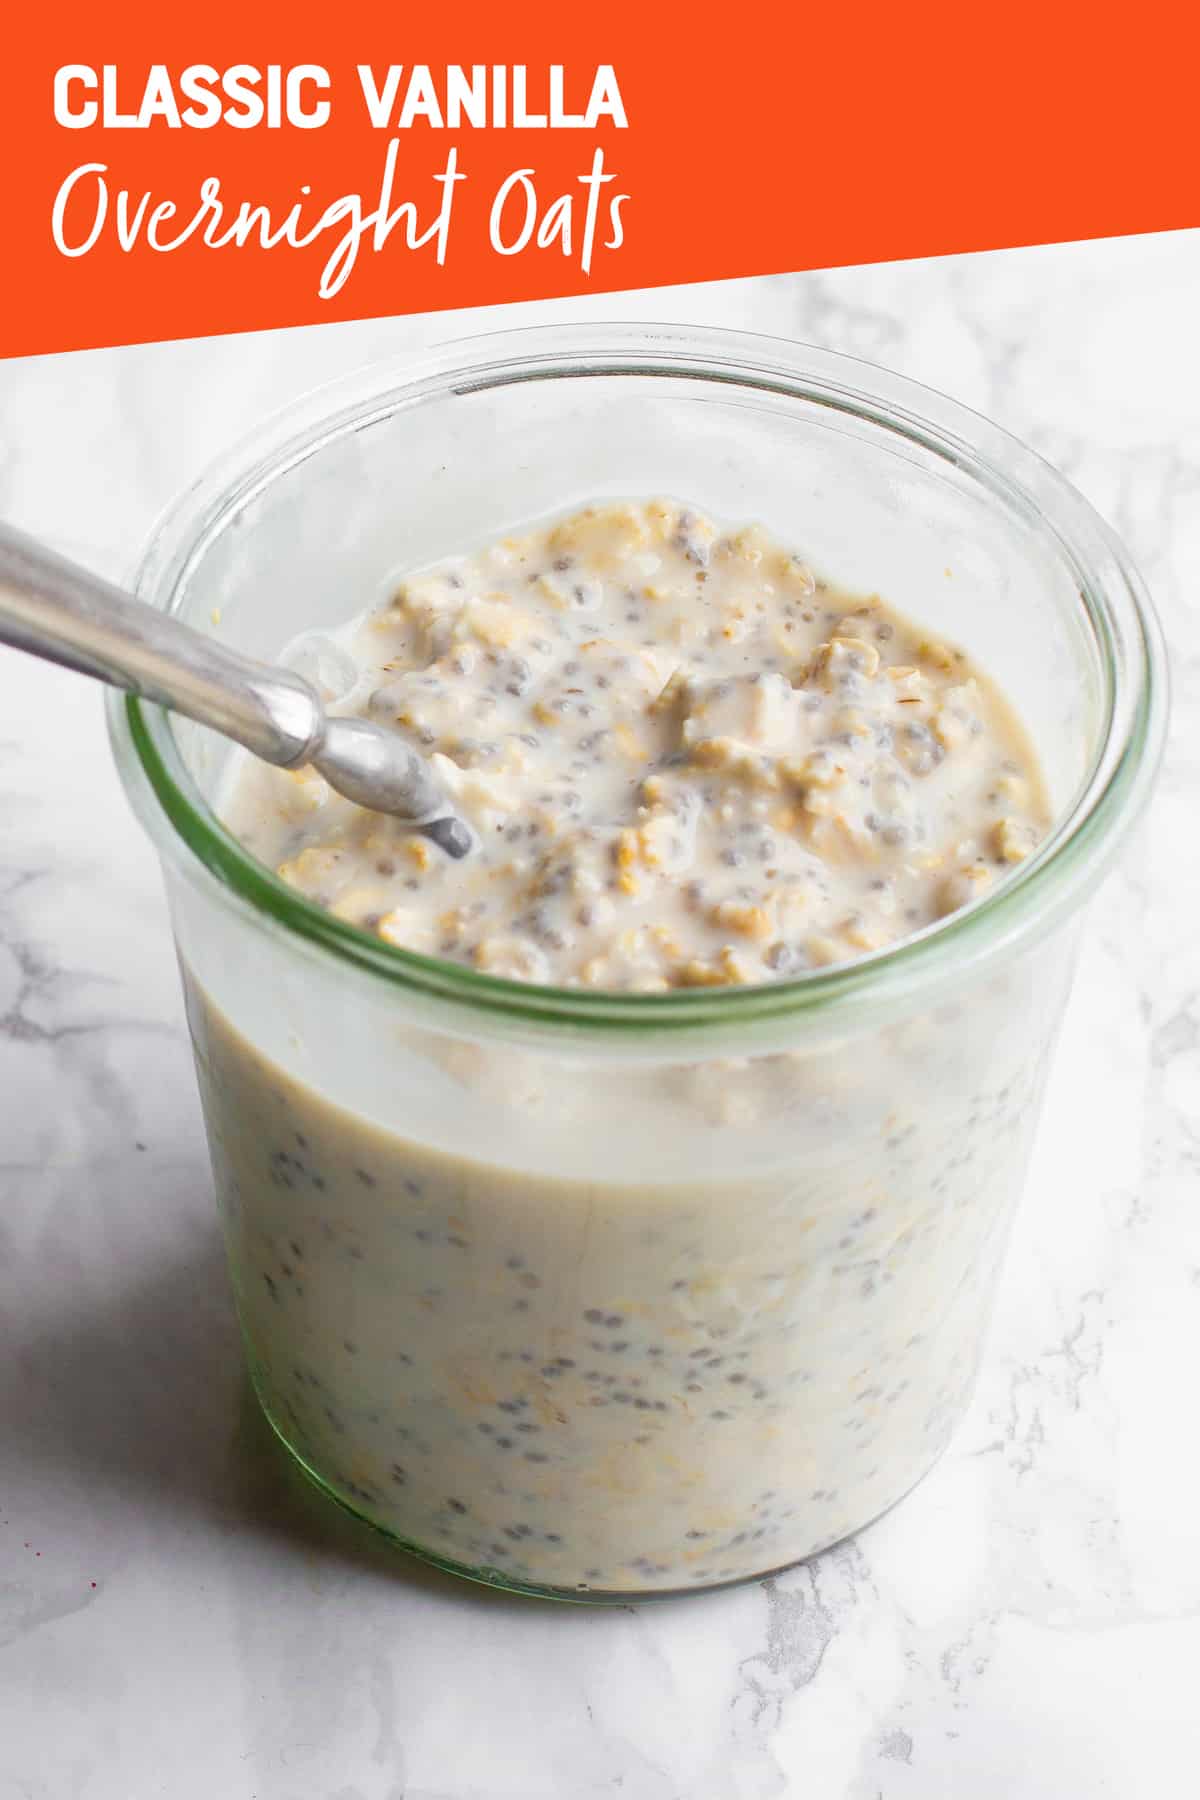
[[109, 320, 1168, 1036]]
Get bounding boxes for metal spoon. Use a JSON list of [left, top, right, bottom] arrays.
[[0, 521, 472, 858]]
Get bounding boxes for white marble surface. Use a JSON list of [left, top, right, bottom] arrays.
[[2, 234, 1198, 1798]]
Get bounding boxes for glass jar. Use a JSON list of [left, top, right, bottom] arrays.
[[108, 324, 1166, 1599]]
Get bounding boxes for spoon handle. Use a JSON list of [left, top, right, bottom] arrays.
[[0, 520, 322, 767]]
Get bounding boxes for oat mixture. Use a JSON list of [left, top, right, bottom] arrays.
[[224, 500, 1049, 987], [203, 499, 1056, 1595], [192, 973, 1048, 1596]]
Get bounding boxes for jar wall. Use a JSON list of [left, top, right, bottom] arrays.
[[173, 859, 1078, 1596]]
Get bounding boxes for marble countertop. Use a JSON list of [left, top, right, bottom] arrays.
[[2, 234, 1198, 1799]]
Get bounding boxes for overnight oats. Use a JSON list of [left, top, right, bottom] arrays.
[[110, 328, 1164, 1599], [188, 499, 1054, 1593], [226, 500, 1049, 985]]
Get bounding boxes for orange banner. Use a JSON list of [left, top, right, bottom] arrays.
[[3, 0, 1197, 357]]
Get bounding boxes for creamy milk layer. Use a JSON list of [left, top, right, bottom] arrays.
[[189, 971, 1052, 1594], [200, 500, 1056, 1593], [224, 500, 1049, 988]]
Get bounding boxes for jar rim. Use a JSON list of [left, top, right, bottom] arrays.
[[108, 320, 1168, 1037]]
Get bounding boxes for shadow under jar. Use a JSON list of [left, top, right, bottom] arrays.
[[109, 325, 1165, 1599]]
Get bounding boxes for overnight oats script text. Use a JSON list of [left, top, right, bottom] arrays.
[[48, 64, 631, 295]]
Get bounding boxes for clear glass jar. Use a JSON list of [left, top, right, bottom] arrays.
[[109, 324, 1166, 1599]]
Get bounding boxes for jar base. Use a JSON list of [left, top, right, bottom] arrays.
[[249, 1364, 952, 1605]]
